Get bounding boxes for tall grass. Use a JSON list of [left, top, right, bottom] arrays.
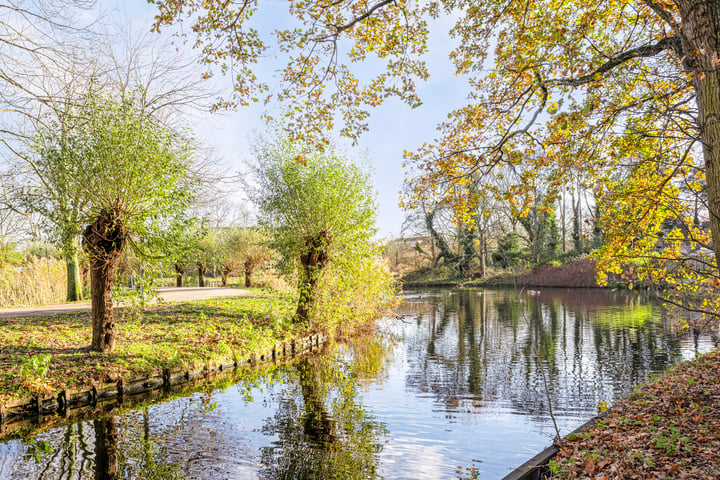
[[0, 258, 67, 307]]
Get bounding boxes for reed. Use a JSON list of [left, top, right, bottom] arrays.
[[0, 257, 67, 307]]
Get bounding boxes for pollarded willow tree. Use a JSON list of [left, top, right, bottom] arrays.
[[33, 93, 196, 352], [253, 138, 391, 329], [152, 0, 720, 320]]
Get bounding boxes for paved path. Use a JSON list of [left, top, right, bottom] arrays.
[[0, 287, 250, 319]]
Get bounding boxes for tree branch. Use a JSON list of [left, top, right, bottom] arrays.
[[548, 36, 681, 88], [329, 0, 396, 35]]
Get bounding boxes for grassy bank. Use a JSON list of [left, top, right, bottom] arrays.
[[0, 290, 300, 402], [546, 349, 720, 479]]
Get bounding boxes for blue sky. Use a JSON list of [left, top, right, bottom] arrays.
[[109, 2, 470, 238]]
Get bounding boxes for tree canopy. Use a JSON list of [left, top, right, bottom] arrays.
[[32, 92, 196, 352], [151, 0, 720, 319]]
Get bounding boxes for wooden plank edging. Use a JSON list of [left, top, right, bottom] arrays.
[[501, 409, 612, 480], [0, 333, 327, 429]]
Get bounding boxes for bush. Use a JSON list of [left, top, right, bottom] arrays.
[[312, 251, 399, 336]]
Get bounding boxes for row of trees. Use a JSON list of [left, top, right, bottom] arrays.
[[2, 93, 391, 351], [2, 97, 392, 352], [172, 226, 270, 289], [391, 181, 604, 278], [0, 3, 394, 354]]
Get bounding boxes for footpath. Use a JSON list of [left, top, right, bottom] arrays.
[[0, 287, 250, 318]]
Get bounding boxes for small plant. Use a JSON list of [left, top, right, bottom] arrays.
[[21, 354, 52, 379], [547, 460, 561, 474], [19, 354, 53, 394], [23, 437, 54, 463]]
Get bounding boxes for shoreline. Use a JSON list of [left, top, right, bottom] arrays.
[[401, 258, 607, 290], [0, 291, 301, 408], [504, 349, 720, 479], [0, 332, 327, 440]]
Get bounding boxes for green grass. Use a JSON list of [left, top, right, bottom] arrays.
[[0, 289, 299, 401]]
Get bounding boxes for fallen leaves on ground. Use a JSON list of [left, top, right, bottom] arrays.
[[546, 350, 720, 479]]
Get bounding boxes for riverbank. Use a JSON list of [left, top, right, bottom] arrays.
[[403, 258, 602, 289], [0, 290, 300, 404], [545, 349, 720, 479]]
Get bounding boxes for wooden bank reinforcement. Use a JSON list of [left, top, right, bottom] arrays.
[[0, 333, 327, 437]]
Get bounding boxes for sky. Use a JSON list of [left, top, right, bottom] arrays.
[[105, 2, 471, 239]]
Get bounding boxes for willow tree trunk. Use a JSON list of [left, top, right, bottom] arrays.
[[677, 0, 720, 269], [221, 266, 231, 287], [83, 208, 126, 353], [295, 231, 331, 324], [244, 259, 253, 288], [175, 264, 183, 287], [89, 259, 116, 352], [65, 249, 83, 302], [197, 264, 205, 287]]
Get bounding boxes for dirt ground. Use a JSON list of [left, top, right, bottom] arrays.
[[517, 258, 600, 288]]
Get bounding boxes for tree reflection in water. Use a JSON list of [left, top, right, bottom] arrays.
[[259, 340, 389, 480], [399, 288, 720, 419], [93, 416, 117, 480], [4, 288, 719, 480]]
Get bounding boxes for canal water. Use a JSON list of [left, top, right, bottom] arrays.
[[0, 288, 717, 479]]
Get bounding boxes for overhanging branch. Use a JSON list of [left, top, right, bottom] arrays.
[[548, 36, 681, 88]]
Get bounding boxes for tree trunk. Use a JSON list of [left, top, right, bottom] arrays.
[[676, 0, 720, 268], [561, 189, 566, 255], [221, 266, 232, 287], [244, 259, 253, 287], [425, 208, 458, 266], [571, 186, 582, 254], [479, 229, 486, 278], [65, 248, 83, 302], [89, 258, 116, 353], [174, 264, 183, 287], [197, 264, 205, 287], [94, 416, 118, 480], [83, 208, 126, 353], [295, 231, 331, 324]]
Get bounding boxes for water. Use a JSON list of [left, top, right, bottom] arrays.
[[0, 288, 717, 479]]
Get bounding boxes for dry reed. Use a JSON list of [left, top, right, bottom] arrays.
[[0, 257, 67, 307]]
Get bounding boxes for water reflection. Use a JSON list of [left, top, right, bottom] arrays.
[[94, 416, 117, 480], [259, 352, 388, 480], [0, 288, 717, 479], [398, 288, 717, 421]]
